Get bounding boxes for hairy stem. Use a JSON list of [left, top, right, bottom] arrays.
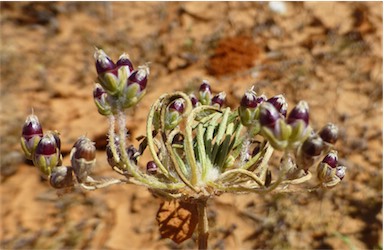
[[197, 199, 209, 250]]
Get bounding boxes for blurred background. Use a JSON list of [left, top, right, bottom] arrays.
[[0, 2, 382, 249]]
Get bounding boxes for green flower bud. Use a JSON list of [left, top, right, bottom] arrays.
[[93, 84, 112, 116], [122, 65, 149, 109], [198, 80, 212, 105], [165, 99, 185, 130], [238, 89, 265, 126], [21, 114, 43, 160]]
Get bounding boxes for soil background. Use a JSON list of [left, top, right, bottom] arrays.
[[0, 2, 382, 250]]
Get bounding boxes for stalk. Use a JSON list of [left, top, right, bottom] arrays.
[[197, 199, 209, 250]]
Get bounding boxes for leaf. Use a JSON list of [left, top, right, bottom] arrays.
[[156, 200, 198, 244]]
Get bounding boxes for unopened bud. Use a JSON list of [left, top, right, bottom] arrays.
[[21, 114, 43, 160], [116, 53, 134, 73], [267, 94, 287, 117], [122, 65, 149, 109], [93, 84, 112, 116], [198, 80, 212, 105], [319, 123, 339, 144], [70, 136, 96, 183], [49, 166, 75, 189], [146, 161, 158, 175], [33, 131, 61, 176], [165, 99, 185, 130], [212, 92, 226, 108], [190, 93, 199, 107], [322, 150, 338, 168], [287, 101, 309, 126], [239, 89, 264, 126], [94, 49, 116, 74]]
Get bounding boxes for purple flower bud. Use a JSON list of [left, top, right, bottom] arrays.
[[146, 161, 158, 175], [165, 99, 185, 130], [212, 92, 226, 107], [116, 53, 134, 72], [190, 94, 198, 107], [287, 101, 309, 126], [259, 102, 281, 128], [322, 151, 338, 168], [50, 166, 75, 189], [128, 65, 149, 91], [319, 123, 339, 144], [33, 131, 60, 176], [240, 89, 258, 108], [22, 114, 43, 140], [21, 114, 44, 159], [301, 135, 324, 157], [267, 94, 288, 117], [93, 84, 112, 116], [126, 145, 139, 165], [198, 80, 212, 105], [169, 98, 185, 114], [94, 49, 116, 74]]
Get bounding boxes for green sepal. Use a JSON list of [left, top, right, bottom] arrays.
[[98, 72, 119, 95], [165, 110, 183, 130], [260, 124, 288, 151], [122, 83, 145, 109], [33, 154, 59, 177], [239, 106, 258, 127], [20, 136, 41, 160]]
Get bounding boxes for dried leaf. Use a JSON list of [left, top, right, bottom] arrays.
[[156, 200, 198, 244]]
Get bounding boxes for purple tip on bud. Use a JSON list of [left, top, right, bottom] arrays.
[[93, 84, 106, 99], [287, 101, 309, 126], [169, 99, 185, 114], [319, 123, 339, 144], [146, 161, 158, 175], [259, 102, 281, 128], [35, 134, 58, 156], [128, 65, 149, 91], [116, 53, 134, 72], [94, 49, 116, 74], [267, 94, 288, 117], [22, 114, 43, 140], [322, 151, 338, 168], [301, 135, 324, 157], [212, 92, 226, 107], [240, 89, 258, 108], [199, 80, 211, 94], [190, 94, 198, 107]]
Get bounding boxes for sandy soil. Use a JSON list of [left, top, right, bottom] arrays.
[[0, 2, 382, 249]]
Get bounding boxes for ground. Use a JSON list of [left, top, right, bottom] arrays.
[[0, 2, 382, 250]]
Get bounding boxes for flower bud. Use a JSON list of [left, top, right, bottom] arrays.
[[190, 93, 199, 107], [198, 80, 212, 105], [70, 136, 96, 183], [165, 99, 185, 130], [116, 53, 134, 73], [322, 150, 338, 168], [146, 161, 158, 175], [106, 137, 139, 168], [21, 114, 43, 160], [212, 92, 226, 108], [319, 123, 339, 144], [238, 89, 264, 126], [287, 101, 309, 126], [259, 102, 291, 150], [49, 166, 75, 189], [32, 131, 61, 176], [267, 94, 287, 117], [94, 49, 116, 74], [296, 134, 324, 171], [93, 84, 112, 116], [122, 65, 149, 109]]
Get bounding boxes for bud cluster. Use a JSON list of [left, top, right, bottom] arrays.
[[93, 49, 149, 115]]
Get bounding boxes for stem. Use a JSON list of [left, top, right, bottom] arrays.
[[197, 199, 209, 250]]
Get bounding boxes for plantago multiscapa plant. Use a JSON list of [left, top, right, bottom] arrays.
[[21, 48, 346, 249]]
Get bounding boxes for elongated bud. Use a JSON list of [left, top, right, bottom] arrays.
[[94, 49, 116, 74], [93, 84, 112, 115], [122, 65, 149, 109], [49, 166, 75, 189], [212, 92, 226, 108], [70, 136, 96, 183], [165, 99, 185, 130], [319, 123, 339, 144], [259, 102, 291, 150], [32, 131, 61, 176], [317, 151, 344, 188], [190, 93, 198, 107], [21, 114, 43, 160], [287, 101, 309, 126], [116, 53, 134, 73], [267, 94, 287, 117], [297, 134, 324, 171], [146, 161, 158, 175], [322, 150, 338, 168], [198, 80, 212, 105], [239, 89, 264, 126]]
